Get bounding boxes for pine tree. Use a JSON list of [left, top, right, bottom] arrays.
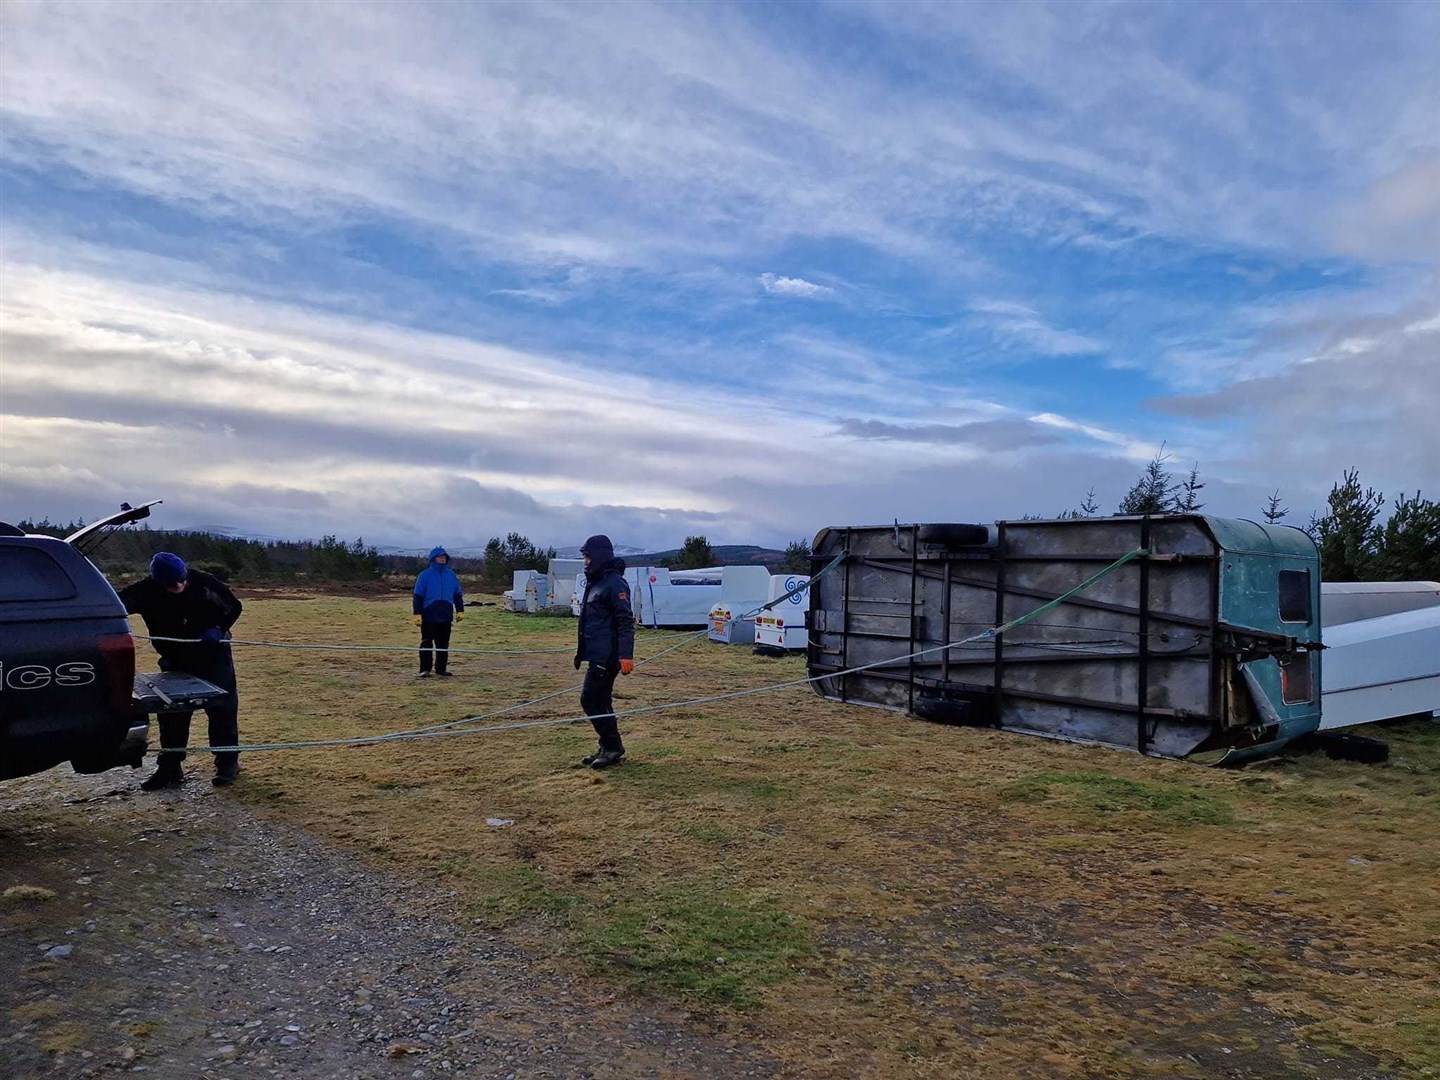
[[1373, 491, 1440, 582], [781, 538, 811, 573], [1262, 490, 1289, 524], [1118, 448, 1176, 515], [1172, 464, 1205, 513], [674, 535, 717, 570], [1309, 468, 1385, 582]]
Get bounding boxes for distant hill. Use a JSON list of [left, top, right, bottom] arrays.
[[628, 544, 788, 569]]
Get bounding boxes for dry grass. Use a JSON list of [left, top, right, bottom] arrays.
[[193, 592, 1438, 1078]]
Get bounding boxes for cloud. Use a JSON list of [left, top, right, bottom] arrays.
[[759, 273, 834, 299], [1150, 295, 1440, 503], [1331, 154, 1440, 262], [834, 417, 1061, 449], [963, 298, 1104, 357], [0, 260, 1169, 547], [4, 0, 1433, 275]]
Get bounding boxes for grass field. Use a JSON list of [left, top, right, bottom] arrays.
[[182, 589, 1437, 1078]]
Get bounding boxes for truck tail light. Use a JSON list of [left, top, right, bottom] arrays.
[[1280, 653, 1313, 705], [98, 633, 136, 713]]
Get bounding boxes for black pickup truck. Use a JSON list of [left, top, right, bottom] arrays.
[[0, 502, 227, 782]]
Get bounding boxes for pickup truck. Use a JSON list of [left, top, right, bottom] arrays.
[[0, 502, 227, 782]]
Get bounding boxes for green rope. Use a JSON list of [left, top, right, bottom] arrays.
[[990, 548, 1148, 637]]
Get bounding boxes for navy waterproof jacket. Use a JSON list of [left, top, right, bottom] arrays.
[[412, 548, 465, 623], [118, 569, 242, 669], [576, 559, 635, 666]]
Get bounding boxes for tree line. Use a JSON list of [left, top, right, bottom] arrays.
[[17, 456, 1435, 585], [1047, 450, 1437, 583]]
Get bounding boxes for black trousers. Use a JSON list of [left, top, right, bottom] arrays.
[[580, 662, 623, 752], [419, 620, 453, 673], [156, 648, 240, 772]]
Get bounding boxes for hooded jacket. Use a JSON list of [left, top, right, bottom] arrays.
[[575, 536, 635, 666], [118, 569, 242, 669], [413, 547, 465, 623]]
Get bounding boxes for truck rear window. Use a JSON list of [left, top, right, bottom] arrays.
[[0, 546, 78, 602]]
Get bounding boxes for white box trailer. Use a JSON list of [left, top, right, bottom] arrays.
[[503, 569, 546, 612], [754, 573, 810, 655], [1320, 606, 1440, 729], [624, 566, 722, 628], [1321, 581, 1440, 627], [547, 558, 585, 614], [706, 566, 773, 645]]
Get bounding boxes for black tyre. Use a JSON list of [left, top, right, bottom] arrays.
[[916, 523, 991, 547]]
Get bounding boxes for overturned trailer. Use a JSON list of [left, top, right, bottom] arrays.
[[807, 515, 1323, 761]]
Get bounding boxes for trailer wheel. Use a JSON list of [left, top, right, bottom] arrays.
[[1292, 732, 1390, 764], [916, 523, 991, 547], [912, 696, 993, 727]]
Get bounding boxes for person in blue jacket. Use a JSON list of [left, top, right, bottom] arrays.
[[573, 534, 635, 768], [412, 546, 465, 677]]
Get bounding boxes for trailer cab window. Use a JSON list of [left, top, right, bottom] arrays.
[[1280, 653, 1313, 705], [1278, 569, 1311, 623], [0, 546, 77, 602]]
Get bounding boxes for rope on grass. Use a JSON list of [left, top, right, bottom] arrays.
[[133, 628, 700, 656], [157, 549, 1147, 756]]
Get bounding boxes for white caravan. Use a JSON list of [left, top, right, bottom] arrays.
[[1321, 580, 1440, 627], [753, 573, 811, 655], [706, 566, 773, 645], [1321, 606, 1440, 730]]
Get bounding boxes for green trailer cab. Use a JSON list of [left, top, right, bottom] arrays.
[[807, 514, 1323, 761], [1206, 517, 1323, 758]]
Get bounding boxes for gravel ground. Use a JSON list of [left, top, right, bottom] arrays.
[[1, 766, 776, 1080]]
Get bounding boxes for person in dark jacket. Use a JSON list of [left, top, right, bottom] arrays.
[[118, 552, 244, 790], [412, 546, 465, 677], [573, 534, 635, 768]]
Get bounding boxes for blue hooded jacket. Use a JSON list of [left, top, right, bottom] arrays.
[[413, 547, 465, 623]]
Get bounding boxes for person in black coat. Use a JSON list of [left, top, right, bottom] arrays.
[[573, 534, 635, 768], [118, 552, 244, 790]]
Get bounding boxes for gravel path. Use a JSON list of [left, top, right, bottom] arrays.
[[1, 768, 775, 1079]]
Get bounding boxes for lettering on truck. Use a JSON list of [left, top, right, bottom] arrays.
[[0, 661, 98, 690]]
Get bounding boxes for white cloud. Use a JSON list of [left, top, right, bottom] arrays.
[[966, 298, 1103, 357], [2, 0, 1432, 272], [759, 273, 834, 299], [1151, 293, 1440, 508], [0, 261, 1164, 546]]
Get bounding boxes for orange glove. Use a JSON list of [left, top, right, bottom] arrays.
[[619, 659, 635, 676], [454, 611, 465, 622], [412, 615, 422, 627]]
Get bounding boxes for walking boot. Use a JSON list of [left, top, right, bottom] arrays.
[[212, 764, 241, 787], [589, 747, 625, 770], [580, 745, 605, 767], [140, 760, 184, 791]]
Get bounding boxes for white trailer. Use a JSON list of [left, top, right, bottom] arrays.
[[1321, 581, 1440, 627], [547, 558, 585, 614], [625, 566, 722, 627], [753, 573, 810, 655], [503, 569, 546, 612], [706, 566, 773, 645], [1320, 606, 1440, 730], [569, 566, 721, 627]]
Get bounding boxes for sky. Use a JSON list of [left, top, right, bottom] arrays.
[[1, 0, 1437, 552]]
